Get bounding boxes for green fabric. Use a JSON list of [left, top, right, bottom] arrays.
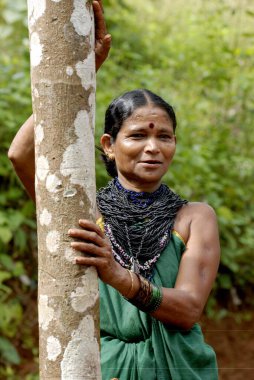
[[99, 233, 218, 380]]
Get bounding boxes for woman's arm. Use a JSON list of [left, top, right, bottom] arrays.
[[8, 0, 111, 201], [8, 115, 36, 201], [151, 202, 220, 329], [69, 202, 220, 330]]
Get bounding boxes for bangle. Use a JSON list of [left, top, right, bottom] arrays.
[[149, 284, 163, 313], [125, 269, 134, 298], [127, 274, 163, 314]]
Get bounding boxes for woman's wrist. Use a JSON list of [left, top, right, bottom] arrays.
[[124, 270, 139, 299], [106, 264, 163, 314], [126, 274, 163, 314], [112, 268, 163, 314], [110, 266, 139, 299]]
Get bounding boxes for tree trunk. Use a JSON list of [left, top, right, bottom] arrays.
[[27, 1, 100, 378]]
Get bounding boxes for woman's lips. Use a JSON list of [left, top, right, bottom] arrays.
[[140, 160, 162, 163], [139, 160, 162, 167]]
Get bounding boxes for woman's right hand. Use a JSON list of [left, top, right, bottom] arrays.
[[93, 0, 111, 71], [68, 219, 122, 285], [68, 219, 140, 298]]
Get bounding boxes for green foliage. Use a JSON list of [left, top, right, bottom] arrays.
[[0, 337, 20, 365], [0, 0, 38, 377], [0, 0, 254, 377]]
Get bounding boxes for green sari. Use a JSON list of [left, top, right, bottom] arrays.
[[99, 231, 218, 380]]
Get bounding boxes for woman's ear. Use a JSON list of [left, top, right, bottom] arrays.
[[100, 134, 115, 160]]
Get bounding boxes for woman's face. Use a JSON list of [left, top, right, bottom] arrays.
[[101, 104, 176, 192]]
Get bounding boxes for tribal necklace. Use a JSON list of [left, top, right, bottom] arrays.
[[97, 178, 188, 279]]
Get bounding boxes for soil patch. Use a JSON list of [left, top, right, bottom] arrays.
[[201, 313, 254, 380]]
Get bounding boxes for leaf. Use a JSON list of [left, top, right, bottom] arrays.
[[13, 229, 28, 252], [0, 227, 12, 244], [0, 301, 23, 336], [0, 270, 12, 284], [8, 211, 25, 230], [12, 261, 25, 277], [0, 254, 15, 271], [0, 336, 21, 365], [217, 206, 233, 222], [0, 212, 8, 225]]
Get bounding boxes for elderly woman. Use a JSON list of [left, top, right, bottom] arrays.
[[9, 1, 220, 379]]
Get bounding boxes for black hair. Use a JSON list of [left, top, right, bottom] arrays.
[[101, 89, 177, 178]]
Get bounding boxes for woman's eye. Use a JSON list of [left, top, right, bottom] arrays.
[[130, 134, 145, 138], [160, 134, 173, 140]]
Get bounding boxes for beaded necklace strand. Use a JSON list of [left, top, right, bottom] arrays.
[[97, 178, 187, 279]]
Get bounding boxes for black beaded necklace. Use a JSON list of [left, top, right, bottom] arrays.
[[97, 178, 187, 279], [114, 178, 165, 208]]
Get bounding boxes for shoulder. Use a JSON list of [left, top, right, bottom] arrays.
[[174, 202, 218, 244], [177, 201, 217, 221], [183, 201, 216, 219]]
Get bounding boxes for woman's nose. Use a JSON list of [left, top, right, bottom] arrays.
[[144, 138, 160, 153]]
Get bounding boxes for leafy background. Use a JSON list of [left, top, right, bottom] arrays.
[[0, 0, 253, 378]]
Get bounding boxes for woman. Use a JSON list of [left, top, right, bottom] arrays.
[[9, 1, 220, 379]]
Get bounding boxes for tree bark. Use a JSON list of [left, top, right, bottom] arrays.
[[27, 1, 100, 378]]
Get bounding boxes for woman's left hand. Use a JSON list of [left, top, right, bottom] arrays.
[[68, 219, 120, 285]]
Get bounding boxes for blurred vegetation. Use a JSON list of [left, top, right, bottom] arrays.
[[0, 0, 253, 377]]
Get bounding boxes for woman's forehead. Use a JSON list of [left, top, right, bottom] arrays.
[[122, 107, 172, 129], [119, 111, 174, 133], [128, 105, 171, 122]]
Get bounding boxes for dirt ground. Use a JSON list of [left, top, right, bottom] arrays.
[[201, 313, 254, 380]]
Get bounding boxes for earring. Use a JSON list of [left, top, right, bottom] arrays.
[[107, 153, 114, 160]]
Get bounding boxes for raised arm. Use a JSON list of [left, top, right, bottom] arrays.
[[8, 115, 36, 200], [8, 0, 111, 201]]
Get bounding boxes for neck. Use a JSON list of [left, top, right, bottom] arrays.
[[117, 174, 161, 193], [114, 177, 164, 208]]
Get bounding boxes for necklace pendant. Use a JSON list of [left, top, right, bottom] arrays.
[[131, 258, 140, 274]]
